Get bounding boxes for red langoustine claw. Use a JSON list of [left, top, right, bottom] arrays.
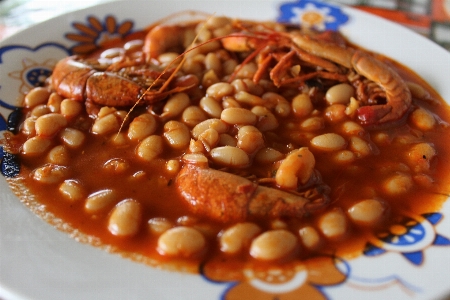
[[176, 164, 330, 223]]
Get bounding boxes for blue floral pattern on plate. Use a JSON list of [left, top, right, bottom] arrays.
[[278, 0, 349, 31], [365, 213, 450, 265], [0, 43, 70, 177]]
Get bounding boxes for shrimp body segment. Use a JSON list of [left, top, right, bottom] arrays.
[[176, 164, 329, 223], [51, 55, 196, 111]]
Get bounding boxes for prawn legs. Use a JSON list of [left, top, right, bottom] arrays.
[[223, 28, 412, 126], [292, 34, 412, 126], [51, 55, 197, 111]]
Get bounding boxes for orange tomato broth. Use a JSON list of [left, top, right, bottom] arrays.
[[5, 22, 450, 280]]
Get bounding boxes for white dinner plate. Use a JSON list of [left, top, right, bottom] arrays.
[[1, 0, 450, 299]]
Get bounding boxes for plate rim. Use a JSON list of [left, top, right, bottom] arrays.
[[1, 1, 450, 300]]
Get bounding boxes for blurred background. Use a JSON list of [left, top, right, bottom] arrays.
[[0, 0, 115, 39], [0, 0, 449, 47]]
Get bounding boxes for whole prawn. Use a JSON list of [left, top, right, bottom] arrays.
[[51, 55, 197, 111], [220, 24, 412, 126], [291, 34, 412, 125]]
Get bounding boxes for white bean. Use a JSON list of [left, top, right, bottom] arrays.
[[161, 93, 190, 119], [349, 136, 372, 157], [148, 217, 173, 235], [182, 153, 209, 167], [92, 113, 120, 135], [310, 133, 346, 151], [35, 113, 67, 137], [189, 139, 206, 153], [318, 209, 347, 239], [32, 164, 69, 184], [411, 108, 436, 131], [108, 199, 142, 237], [192, 118, 228, 139], [85, 189, 117, 213], [24, 87, 50, 107], [157, 226, 206, 257], [166, 159, 181, 174], [407, 142, 436, 173], [254, 147, 284, 165], [220, 223, 261, 254], [110, 132, 128, 147], [333, 150, 356, 164], [202, 70, 220, 89], [221, 107, 257, 125], [348, 199, 385, 224], [163, 121, 191, 150], [47, 92, 62, 113], [59, 128, 85, 148], [59, 179, 85, 202], [251, 106, 279, 132], [21, 116, 37, 136], [206, 82, 234, 100], [324, 104, 347, 123], [275, 147, 315, 188], [128, 113, 157, 141], [103, 158, 130, 174], [210, 146, 249, 167], [300, 117, 324, 131], [299, 226, 321, 250], [47, 145, 70, 165], [182, 106, 208, 127], [292, 93, 313, 118], [325, 83, 354, 105], [97, 106, 116, 118], [60, 99, 83, 118], [218, 133, 237, 147], [236, 125, 264, 154], [250, 230, 297, 261], [199, 96, 223, 118], [136, 135, 164, 161], [383, 172, 413, 195], [30, 104, 50, 118], [198, 128, 219, 152], [341, 121, 365, 135], [21, 136, 52, 155]]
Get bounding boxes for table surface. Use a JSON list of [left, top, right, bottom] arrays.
[[0, 0, 450, 51]]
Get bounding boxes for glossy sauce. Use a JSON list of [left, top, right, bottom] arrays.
[[6, 22, 450, 279]]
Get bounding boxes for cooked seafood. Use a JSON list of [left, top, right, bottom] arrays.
[[51, 18, 412, 126], [222, 29, 412, 126], [176, 162, 329, 223], [5, 14, 450, 278], [51, 55, 198, 110]]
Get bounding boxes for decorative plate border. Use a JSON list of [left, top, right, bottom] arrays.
[[1, 1, 449, 299]]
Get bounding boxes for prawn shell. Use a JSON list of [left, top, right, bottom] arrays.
[[176, 165, 257, 223], [86, 72, 146, 107], [52, 56, 94, 101], [249, 185, 310, 219], [176, 165, 330, 223]]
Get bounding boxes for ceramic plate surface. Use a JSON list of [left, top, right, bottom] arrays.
[[1, 1, 450, 299]]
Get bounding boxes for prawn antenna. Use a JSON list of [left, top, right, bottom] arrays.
[[115, 14, 216, 140]]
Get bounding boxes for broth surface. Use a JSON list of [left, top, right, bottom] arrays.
[[5, 16, 450, 277]]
